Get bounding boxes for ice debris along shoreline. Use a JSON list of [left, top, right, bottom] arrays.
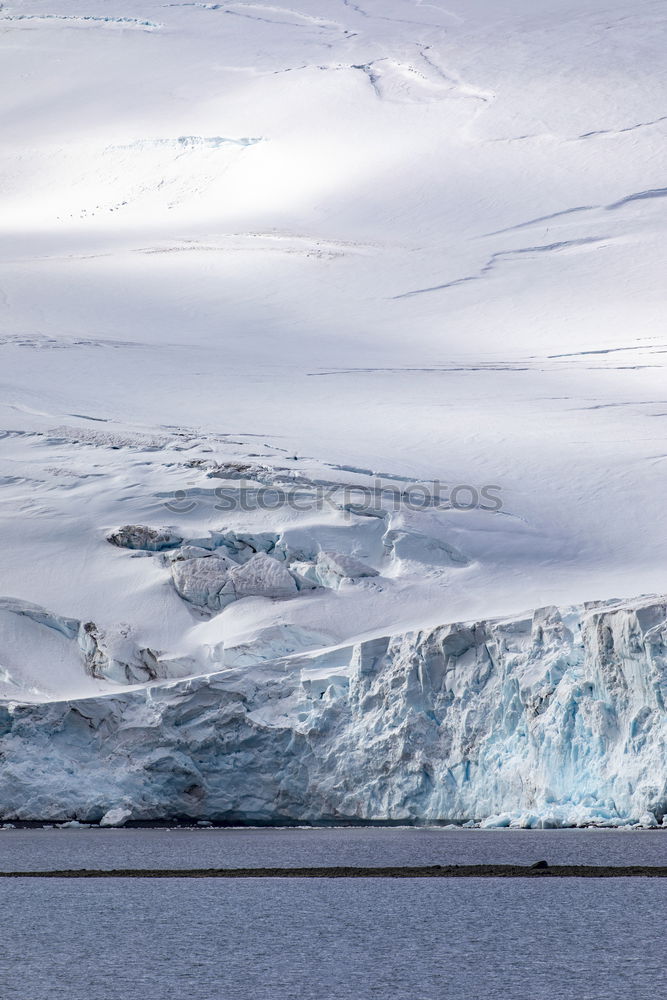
[[0, 592, 665, 828]]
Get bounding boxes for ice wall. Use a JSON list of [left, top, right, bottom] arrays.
[[1, 595, 665, 826]]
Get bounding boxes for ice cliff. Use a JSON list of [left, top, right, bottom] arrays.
[[1, 594, 665, 827]]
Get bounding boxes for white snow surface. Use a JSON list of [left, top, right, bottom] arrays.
[[1, 0, 666, 822]]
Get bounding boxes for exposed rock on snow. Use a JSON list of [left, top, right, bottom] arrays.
[[0, 593, 665, 826], [78, 622, 163, 685], [206, 461, 278, 482], [0, 599, 188, 691], [167, 545, 218, 562], [107, 525, 183, 551]]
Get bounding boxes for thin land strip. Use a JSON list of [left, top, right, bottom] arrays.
[[0, 865, 666, 878]]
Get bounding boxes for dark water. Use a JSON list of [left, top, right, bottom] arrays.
[[0, 876, 664, 999], [0, 826, 665, 871]]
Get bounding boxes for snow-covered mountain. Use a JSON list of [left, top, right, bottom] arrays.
[[1, 0, 665, 824]]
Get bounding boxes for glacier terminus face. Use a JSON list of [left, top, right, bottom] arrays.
[[1, 592, 665, 828]]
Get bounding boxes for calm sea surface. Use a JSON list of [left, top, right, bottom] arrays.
[[0, 874, 664, 1000], [0, 825, 665, 871], [1, 830, 665, 999]]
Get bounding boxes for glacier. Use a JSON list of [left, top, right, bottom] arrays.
[[1, 0, 667, 825], [1, 594, 665, 827]]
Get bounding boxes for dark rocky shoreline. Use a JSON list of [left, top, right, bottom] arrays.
[[2, 864, 666, 878]]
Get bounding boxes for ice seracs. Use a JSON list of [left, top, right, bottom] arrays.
[[111, 519, 432, 613], [171, 553, 239, 611], [293, 551, 379, 590], [383, 529, 469, 567], [0, 593, 664, 826], [228, 552, 298, 601], [0, 598, 194, 695]]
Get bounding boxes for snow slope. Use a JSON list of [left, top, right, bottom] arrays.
[[0, 0, 666, 822]]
